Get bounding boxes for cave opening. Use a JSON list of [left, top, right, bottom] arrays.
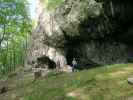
[[106, 0, 133, 44], [66, 45, 78, 66], [37, 56, 56, 69], [61, 0, 133, 68]]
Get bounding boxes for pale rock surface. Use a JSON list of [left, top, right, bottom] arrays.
[[26, 0, 131, 71]]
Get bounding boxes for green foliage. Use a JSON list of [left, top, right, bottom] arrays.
[[47, 0, 64, 10], [42, 0, 64, 10], [0, 0, 32, 77]]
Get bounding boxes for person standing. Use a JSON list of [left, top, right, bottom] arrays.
[[56, 60, 60, 72], [72, 58, 77, 72]]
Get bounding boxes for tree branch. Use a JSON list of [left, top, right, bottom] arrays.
[[0, 24, 6, 48]]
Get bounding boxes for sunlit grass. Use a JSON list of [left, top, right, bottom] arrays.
[[18, 63, 133, 100], [0, 64, 133, 100]]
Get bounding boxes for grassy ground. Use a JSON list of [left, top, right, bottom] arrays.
[[0, 63, 133, 100]]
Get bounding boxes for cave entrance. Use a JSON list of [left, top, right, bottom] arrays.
[[66, 46, 78, 65], [37, 56, 56, 69], [127, 45, 133, 62]]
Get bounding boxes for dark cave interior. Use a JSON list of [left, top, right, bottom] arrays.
[[37, 56, 56, 69], [64, 0, 133, 68]]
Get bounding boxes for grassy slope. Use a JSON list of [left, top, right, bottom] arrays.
[[0, 64, 133, 100]]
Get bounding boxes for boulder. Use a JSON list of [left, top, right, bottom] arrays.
[[0, 80, 8, 94], [127, 78, 133, 85], [61, 65, 72, 73]]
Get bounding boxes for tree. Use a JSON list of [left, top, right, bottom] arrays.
[[0, 0, 32, 76]]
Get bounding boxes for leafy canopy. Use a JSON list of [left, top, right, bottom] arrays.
[[0, 0, 32, 76]]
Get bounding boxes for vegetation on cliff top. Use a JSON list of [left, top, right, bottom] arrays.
[[41, 0, 64, 10]]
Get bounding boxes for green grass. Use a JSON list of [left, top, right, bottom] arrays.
[[1, 63, 133, 100]]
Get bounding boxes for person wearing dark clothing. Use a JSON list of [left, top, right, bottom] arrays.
[[72, 58, 77, 72]]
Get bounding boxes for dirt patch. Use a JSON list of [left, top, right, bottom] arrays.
[[0, 68, 34, 100], [66, 88, 90, 100], [109, 71, 129, 77], [123, 67, 133, 71]]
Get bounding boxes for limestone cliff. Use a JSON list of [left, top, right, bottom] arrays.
[[27, 0, 133, 69]]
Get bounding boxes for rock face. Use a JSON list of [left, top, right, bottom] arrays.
[[127, 78, 133, 85], [27, 0, 133, 70], [27, 0, 67, 70]]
